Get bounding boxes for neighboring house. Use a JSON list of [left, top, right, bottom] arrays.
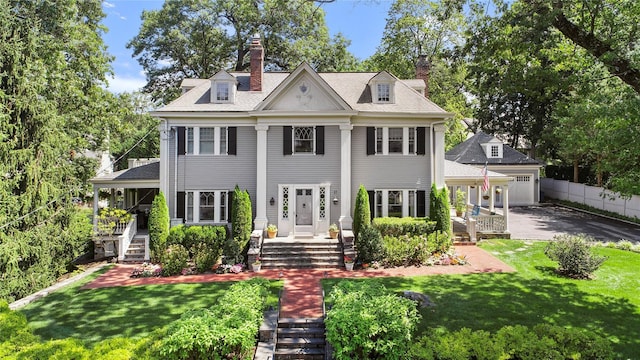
[[148, 35, 452, 237], [446, 131, 542, 206]]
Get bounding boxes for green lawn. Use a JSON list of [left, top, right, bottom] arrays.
[[323, 240, 640, 359], [19, 269, 283, 346]]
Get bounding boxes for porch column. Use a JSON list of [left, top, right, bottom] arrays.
[[254, 124, 269, 231], [476, 185, 482, 206], [158, 120, 170, 198], [339, 124, 353, 229], [503, 184, 510, 233], [93, 186, 99, 230], [489, 185, 495, 213], [433, 124, 446, 188]]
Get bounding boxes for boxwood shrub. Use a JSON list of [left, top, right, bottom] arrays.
[[381, 231, 451, 267], [372, 217, 437, 237], [409, 324, 613, 359], [161, 244, 189, 276], [325, 280, 420, 360]]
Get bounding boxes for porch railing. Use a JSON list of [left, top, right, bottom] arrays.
[[117, 215, 137, 261], [474, 214, 505, 232]]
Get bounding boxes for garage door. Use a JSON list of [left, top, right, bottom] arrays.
[[507, 175, 534, 205]]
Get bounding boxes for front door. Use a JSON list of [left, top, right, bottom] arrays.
[[295, 188, 313, 233]]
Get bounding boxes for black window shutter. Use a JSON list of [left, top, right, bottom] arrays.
[[315, 126, 324, 155], [177, 127, 185, 155], [417, 127, 426, 155], [366, 127, 375, 155], [228, 127, 237, 155], [417, 190, 426, 217], [177, 192, 185, 219], [367, 190, 375, 220], [227, 190, 233, 222], [283, 126, 292, 155]]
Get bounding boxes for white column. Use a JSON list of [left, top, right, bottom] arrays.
[[503, 184, 510, 233], [158, 120, 170, 198], [339, 124, 353, 229], [433, 124, 446, 188], [254, 124, 269, 230], [93, 186, 99, 231], [489, 185, 495, 213], [476, 185, 482, 206]]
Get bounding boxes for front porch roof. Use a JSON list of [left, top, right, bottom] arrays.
[[90, 161, 160, 189], [444, 160, 513, 186]]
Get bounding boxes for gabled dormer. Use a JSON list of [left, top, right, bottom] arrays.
[[210, 71, 237, 104], [369, 72, 396, 104], [481, 137, 503, 159]]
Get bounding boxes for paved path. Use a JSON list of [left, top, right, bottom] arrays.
[[83, 246, 513, 318], [509, 205, 640, 242]]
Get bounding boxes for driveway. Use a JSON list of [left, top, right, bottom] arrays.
[[508, 205, 640, 242]]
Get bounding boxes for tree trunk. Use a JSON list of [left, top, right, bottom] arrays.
[[573, 159, 579, 183]]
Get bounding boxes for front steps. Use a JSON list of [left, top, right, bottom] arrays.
[[122, 235, 147, 262], [275, 318, 326, 360], [261, 238, 343, 269]]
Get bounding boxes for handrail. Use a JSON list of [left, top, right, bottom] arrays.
[[475, 214, 505, 232], [117, 215, 138, 261]]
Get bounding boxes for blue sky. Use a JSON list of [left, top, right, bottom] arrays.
[[101, 0, 393, 93]]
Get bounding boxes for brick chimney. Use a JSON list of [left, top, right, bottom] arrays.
[[250, 34, 263, 91], [415, 55, 430, 98]]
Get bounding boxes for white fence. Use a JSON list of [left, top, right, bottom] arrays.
[[541, 178, 640, 219]]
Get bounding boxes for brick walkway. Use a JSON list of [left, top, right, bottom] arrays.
[[83, 246, 513, 318]]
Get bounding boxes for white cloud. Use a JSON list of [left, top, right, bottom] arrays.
[[106, 75, 146, 94], [103, 1, 115, 8]]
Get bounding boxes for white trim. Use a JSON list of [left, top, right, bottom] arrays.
[[255, 125, 268, 230], [184, 190, 229, 224], [339, 124, 353, 229], [277, 183, 331, 236]]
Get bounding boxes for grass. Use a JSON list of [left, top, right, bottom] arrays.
[[19, 268, 283, 346], [322, 239, 640, 359]]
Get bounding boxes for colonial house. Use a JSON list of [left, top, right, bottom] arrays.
[[446, 131, 542, 207], [151, 35, 451, 238]]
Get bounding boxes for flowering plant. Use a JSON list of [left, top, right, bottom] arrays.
[[253, 257, 261, 265], [344, 255, 354, 264], [131, 262, 162, 278], [267, 224, 278, 232], [230, 263, 244, 273]]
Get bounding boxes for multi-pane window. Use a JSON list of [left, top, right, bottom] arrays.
[[185, 190, 228, 223], [374, 190, 417, 218], [388, 128, 403, 153], [294, 126, 314, 154], [185, 127, 228, 155], [377, 83, 390, 102], [199, 128, 215, 154], [491, 145, 499, 157], [374, 127, 417, 155], [216, 82, 229, 101]]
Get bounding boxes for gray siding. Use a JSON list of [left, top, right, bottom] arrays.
[[351, 125, 433, 213], [266, 125, 342, 224], [171, 126, 257, 218]]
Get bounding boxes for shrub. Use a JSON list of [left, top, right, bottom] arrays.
[[90, 337, 140, 359], [616, 240, 634, 251], [158, 279, 268, 360], [222, 237, 243, 265], [15, 338, 90, 360], [382, 235, 431, 267], [231, 186, 252, 247], [148, 192, 170, 262], [161, 244, 189, 276], [409, 325, 613, 360], [356, 225, 384, 264], [544, 234, 607, 279], [192, 243, 217, 273], [429, 184, 451, 236], [0, 300, 39, 350], [352, 185, 371, 241], [166, 224, 186, 247], [325, 280, 420, 360], [372, 217, 437, 237]]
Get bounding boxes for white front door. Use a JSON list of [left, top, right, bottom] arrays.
[[295, 188, 313, 233]]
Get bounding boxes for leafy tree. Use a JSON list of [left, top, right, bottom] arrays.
[[128, 0, 359, 103], [352, 185, 371, 240], [365, 0, 472, 150], [0, 0, 115, 302], [148, 192, 170, 261], [522, 0, 640, 94]]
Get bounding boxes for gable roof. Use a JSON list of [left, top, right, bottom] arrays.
[[90, 161, 159, 188], [446, 131, 541, 166], [152, 63, 449, 116]]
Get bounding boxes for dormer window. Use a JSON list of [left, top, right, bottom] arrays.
[[210, 70, 236, 103], [369, 72, 396, 104], [377, 83, 390, 102], [491, 145, 499, 157], [216, 82, 229, 102], [482, 139, 503, 158]]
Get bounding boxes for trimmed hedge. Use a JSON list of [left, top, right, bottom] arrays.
[[409, 325, 613, 360], [372, 217, 437, 237], [149, 192, 170, 262], [353, 185, 371, 241], [429, 184, 451, 236], [325, 280, 420, 360]]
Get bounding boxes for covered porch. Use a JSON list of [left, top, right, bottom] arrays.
[[89, 159, 160, 261], [445, 160, 513, 242]]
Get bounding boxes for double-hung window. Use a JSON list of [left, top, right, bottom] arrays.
[[377, 83, 391, 102], [373, 189, 417, 218], [216, 82, 229, 102], [185, 190, 228, 223], [372, 127, 418, 155], [185, 127, 229, 155]]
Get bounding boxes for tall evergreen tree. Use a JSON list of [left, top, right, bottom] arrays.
[[353, 185, 371, 240]]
